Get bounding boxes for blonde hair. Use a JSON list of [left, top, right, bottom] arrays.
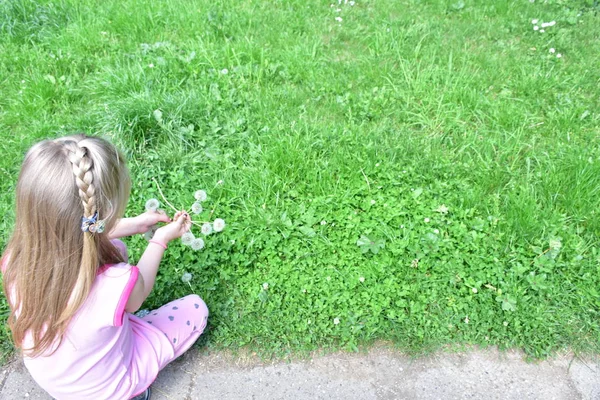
[[2, 134, 131, 357]]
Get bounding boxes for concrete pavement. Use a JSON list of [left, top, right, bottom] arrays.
[[1, 347, 599, 399]]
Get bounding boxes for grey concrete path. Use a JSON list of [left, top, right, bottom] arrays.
[[1, 347, 599, 399]]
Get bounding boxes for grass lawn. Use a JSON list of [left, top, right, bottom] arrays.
[[1, 0, 599, 361]]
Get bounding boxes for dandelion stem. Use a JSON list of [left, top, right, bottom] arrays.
[[360, 168, 371, 191], [190, 220, 210, 227], [152, 178, 179, 213]]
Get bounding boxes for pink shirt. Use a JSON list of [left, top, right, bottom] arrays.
[[6, 262, 174, 400]]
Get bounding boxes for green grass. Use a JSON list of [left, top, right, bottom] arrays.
[[1, 0, 599, 361]]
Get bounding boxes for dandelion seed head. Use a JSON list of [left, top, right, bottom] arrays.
[[549, 48, 556, 53], [191, 238, 205, 251], [531, 19, 538, 24], [335, 16, 343, 22], [181, 273, 193, 283], [533, 25, 539, 31], [556, 53, 562, 58], [424, 218, 430, 223], [333, 317, 340, 325], [221, 68, 229, 75], [194, 190, 208, 202], [434, 229, 440, 234], [201, 223, 213, 235], [213, 218, 226, 232], [145, 198, 160, 212], [149, 63, 154, 68], [359, 276, 365, 283], [191, 202, 203, 214], [181, 231, 195, 245]]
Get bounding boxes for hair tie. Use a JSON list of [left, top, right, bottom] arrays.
[[81, 211, 105, 233]]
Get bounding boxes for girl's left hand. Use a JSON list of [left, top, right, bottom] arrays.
[[133, 210, 172, 234]]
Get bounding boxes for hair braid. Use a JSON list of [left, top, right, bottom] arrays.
[[63, 142, 96, 218]]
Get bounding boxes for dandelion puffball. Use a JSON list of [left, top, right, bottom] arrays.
[[191, 202, 203, 214], [194, 190, 208, 202], [145, 198, 160, 212], [212, 218, 226, 232], [190, 238, 205, 251], [181, 231, 195, 245], [181, 273, 193, 283], [333, 317, 340, 325], [201, 223, 213, 235], [549, 48, 556, 53]]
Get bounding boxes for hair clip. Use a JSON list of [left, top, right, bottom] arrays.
[[81, 211, 105, 233]]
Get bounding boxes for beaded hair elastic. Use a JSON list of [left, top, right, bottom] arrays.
[[81, 211, 105, 234]]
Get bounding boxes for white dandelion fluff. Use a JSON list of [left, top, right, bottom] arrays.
[[533, 25, 539, 31], [333, 317, 340, 325], [181, 231, 195, 245], [335, 16, 343, 22], [191, 202, 203, 214], [145, 198, 160, 212], [531, 19, 538, 24], [191, 238, 205, 251], [194, 190, 208, 202], [201, 223, 213, 235], [549, 48, 556, 53], [359, 276, 365, 283], [181, 273, 193, 283], [556, 53, 562, 58], [213, 218, 226, 232]]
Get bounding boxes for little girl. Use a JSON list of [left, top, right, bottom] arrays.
[[1, 134, 209, 400]]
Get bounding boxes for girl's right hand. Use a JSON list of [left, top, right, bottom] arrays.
[[153, 211, 191, 243]]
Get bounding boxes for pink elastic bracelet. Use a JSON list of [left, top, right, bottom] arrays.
[[149, 240, 167, 250]]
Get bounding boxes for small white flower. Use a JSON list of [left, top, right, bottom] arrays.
[[302, 288, 307, 293], [149, 63, 155, 68], [370, 199, 376, 205], [503, 321, 509, 327], [333, 317, 340, 325], [181, 231, 195, 245], [549, 48, 556, 53], [191, 202, 203, 214], [201, 223, 213, 235], [556, 53, 562, 58], [21, 80, 25, 84], [262, 282, 269, 290], [375, 162, 380, 167], [181, 273, 193, 283], [424, 218, 430, 223], [531, 19, 538, 24], [335, 16, 343, 22], [464, 315, 469, 324], [213, 218, 226, 232], [533, 25, 539, 31], [221, 68, 229, 74], [194, 190, 208, 202], [541, 21, 556, 28], [320, 220, 327, 225], [190, 238, 205, 251], [435, 204, 449, 214], [145, 198, 160, 212], [434, 229, 440, 235], [472, 287, 478, 294], [359, 276, 365, 283], [400, 225, 405, 229]]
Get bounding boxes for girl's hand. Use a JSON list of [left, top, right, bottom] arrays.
[[134, 210, 172, 234], [153, 212, 191, 243]]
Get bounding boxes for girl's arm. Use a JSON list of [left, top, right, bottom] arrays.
[[109, 210, 171, 239], [125, 212, 191, 312]]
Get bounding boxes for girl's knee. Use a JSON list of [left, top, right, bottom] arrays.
[[185, 294, 209, 318]]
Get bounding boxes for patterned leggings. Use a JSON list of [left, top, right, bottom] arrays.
[[112, 240, 209, 359]]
